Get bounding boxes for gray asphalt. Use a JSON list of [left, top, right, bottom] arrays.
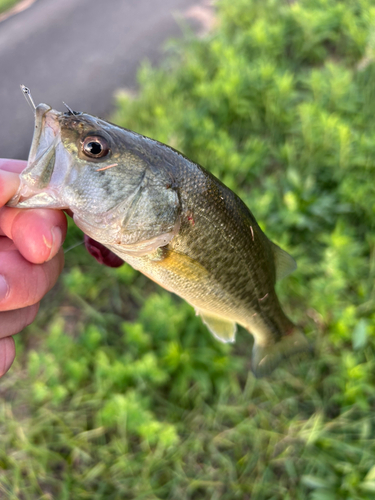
[[0, 0, 208, 160]]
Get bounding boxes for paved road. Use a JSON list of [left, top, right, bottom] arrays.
[[0, 0, 208, 160]]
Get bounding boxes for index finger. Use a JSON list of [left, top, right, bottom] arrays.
[[0, 159, 27, 174], [0, 159, 27, 209]]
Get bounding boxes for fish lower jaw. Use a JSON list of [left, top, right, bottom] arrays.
[[7, 188, 66, 209]]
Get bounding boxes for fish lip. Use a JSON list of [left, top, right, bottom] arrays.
[[7, 104, 63, 208], [28, 103, 52, 164], [29, 104, 61, 165], [7, 191, 61, 208]]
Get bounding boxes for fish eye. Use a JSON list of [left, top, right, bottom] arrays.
[[82, 136, 110, 159]]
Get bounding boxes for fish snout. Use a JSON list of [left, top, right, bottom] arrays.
[[7, 105, 68, 209]]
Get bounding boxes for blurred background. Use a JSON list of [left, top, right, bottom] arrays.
[[0, 0, 212, 159], [1, 0, 375, 499]]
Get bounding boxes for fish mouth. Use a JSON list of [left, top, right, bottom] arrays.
[[7, 103, 65, 208]]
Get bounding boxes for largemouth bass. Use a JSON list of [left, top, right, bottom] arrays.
[[8, 101, 310, 376]]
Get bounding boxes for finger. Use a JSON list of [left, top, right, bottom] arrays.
[[0, 337, 15, 378], [0, 303, 39, 338], [0, 207, 67, 263], [0, 247, 64, 312], [0, 236, 16, 252], [0, 169, 21, 208], [0, 159, 27, 174]]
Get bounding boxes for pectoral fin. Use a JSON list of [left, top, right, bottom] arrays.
[[197, 310, 237, 343], [154, 248, 209, 281]]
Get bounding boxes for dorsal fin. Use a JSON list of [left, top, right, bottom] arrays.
[[271, 242, 297, 281]]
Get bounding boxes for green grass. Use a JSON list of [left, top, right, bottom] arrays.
[[2, 0, 375, 498], [0, 0, 22, 16]]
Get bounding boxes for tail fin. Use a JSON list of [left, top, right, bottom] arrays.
[[251, 328, 311, 378]]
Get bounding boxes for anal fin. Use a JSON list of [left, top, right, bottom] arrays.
[[197, 309, 237, 343]]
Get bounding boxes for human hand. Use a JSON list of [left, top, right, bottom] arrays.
[[0, 159, 67, 377]]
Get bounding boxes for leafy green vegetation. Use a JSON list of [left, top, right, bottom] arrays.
[[0, 0, 22, 16], [2, 0, 375, 497]]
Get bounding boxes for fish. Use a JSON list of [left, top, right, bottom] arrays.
[[8, 100, 310, 377]]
